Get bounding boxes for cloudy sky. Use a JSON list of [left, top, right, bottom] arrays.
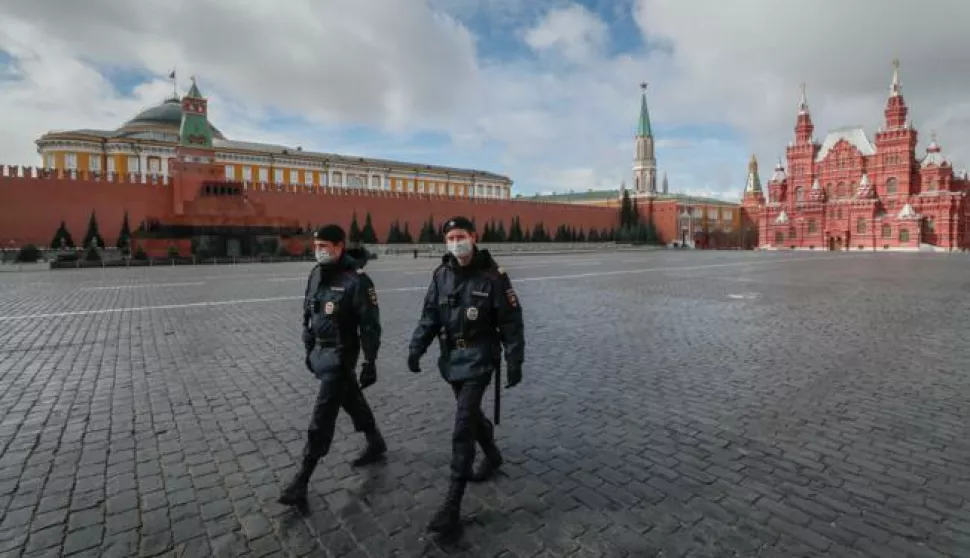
[[1, 0, 968, 200]]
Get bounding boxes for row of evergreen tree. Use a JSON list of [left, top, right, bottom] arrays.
[[345, 210, 655, 244], [45, 194, 662, 253], [49, 211, 132, 253]]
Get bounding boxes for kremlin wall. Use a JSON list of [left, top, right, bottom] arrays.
[[0, 77, 621, 257], [0, 165, 618, 253]]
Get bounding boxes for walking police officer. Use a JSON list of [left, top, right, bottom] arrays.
[[279, 224, 387, 513], [407, 216, 525, 536]]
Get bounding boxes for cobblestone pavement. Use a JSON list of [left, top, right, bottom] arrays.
[[1, 250, 969, 557]]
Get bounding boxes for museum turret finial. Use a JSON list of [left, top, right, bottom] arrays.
[[662, 172, 668, 194], [637, 82, 652, 137], [890, 57, 902, 97], [179, 76, 213, 149], [795, 82, 814, 144], [798, 82, 809, 115], [884, 59, 908, 129]]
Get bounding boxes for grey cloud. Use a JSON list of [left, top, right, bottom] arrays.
[[0, 0, 481, 130]]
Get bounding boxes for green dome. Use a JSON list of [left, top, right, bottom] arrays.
[[119, 96, 224, 139]]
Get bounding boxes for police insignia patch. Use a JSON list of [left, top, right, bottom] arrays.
[[324, 301, 335, 315], [367, 287, 378, 305], [505, 288, 518, 308], [466, 307, 479, 320]]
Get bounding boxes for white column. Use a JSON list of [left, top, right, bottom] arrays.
[[140, 152, 148, 183]]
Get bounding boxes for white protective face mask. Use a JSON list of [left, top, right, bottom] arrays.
[[315, 249, 334, 264], [447, 239, 473, 258]]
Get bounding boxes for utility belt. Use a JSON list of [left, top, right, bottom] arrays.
[[316, 338, 340, 349], [442, 334, 494, 352]]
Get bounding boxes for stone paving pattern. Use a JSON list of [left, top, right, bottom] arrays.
[[0, 251, 969, 557]]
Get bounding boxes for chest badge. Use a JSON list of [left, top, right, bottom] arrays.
[[466, 307, 479, 321], [324, 301, 336, 315]]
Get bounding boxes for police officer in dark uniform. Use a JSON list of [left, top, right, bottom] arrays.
[[407, 216, 525, 535], [278, 224, 387, 513]]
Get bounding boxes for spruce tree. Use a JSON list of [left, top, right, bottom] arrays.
[[50, 221, 75, 250], [348, 212, 362, 243], [495, 221, 507, 242], [402, 222, 414, 243], [508, 216, 524, 242], [361, 212, 377, 243], [81, 211, 105, 249], [386, 221, 400, 243], [482, 221, 493, 243], [116, 211, 132, 253]]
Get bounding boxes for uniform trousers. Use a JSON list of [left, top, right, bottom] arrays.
[[304, 366, 377, 461], [449, 372, 494, 480]]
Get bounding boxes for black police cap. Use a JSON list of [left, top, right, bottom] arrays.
[[442, 216, 475, 234], [313, 224, 346, 243]]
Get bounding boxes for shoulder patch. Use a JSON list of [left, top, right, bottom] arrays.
[[504, 286, 519, 308], [367, 286, 378, 306]]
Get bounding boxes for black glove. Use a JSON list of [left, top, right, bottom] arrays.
[[302, 329, 314, 353], [505, 364, 522, 388], [359, 361, 377, 389], [304, 355, 313, 373], [407, 352, 421, 373]]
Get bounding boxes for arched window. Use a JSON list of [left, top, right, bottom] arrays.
[[885, 177, 898, 195], [857, 218, 866, 234], [927, 180, 937, 191], [899, 229, 910, 242], [826, 183, 834, 198], [837, 182, 847, 198], [795, 187, 804, 202], [881, 224, 892, 238], [775, 231, 784, 244]]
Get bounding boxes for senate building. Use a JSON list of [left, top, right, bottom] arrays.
[[33, 80, 513, 201]]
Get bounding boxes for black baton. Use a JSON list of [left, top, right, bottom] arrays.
[[494, 364, 501, 426]]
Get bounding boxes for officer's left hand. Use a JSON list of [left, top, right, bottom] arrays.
[[505, 364, 522, 388], [359, 361, 377, 389]]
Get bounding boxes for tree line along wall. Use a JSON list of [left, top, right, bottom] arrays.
[[0, 174, 619, 248]]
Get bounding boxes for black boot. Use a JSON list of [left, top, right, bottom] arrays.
[[278, 456, 317, 514], [470, 420, 503, 482], [351, 428, 387, 467], [427, 479, 466, 535]]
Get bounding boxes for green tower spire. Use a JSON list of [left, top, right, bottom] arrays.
[[179, 76, 213, 148], [637, 82, 652, 137]]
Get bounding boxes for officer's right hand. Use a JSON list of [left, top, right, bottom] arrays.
[[407, 352, 421, 373], [505, 364, 523, 388]]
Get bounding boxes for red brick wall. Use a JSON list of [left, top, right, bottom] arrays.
[[0, 170, 619, 248], [0, 171, 169, 248]]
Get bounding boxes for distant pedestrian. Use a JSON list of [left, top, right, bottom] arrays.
[[278, 224, 386, 513], [407, 216, 525, 536]]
